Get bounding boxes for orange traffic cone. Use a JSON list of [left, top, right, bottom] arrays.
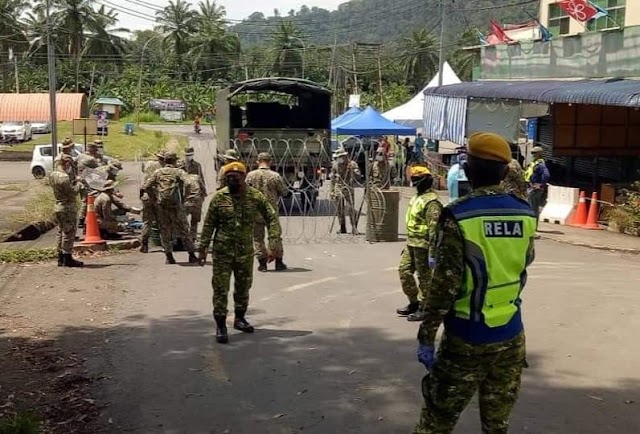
[[582, 192, 603, 230], [83, 195, 106, 245], [570, 191, 588, 227]]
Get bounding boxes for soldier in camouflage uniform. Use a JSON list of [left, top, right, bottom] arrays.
[[183, 174, 204, 245], [397, 166, 443, 322], [198, 161, 282, 344], [96, 159, 122, 182], [217, 149, 240, 189], [180, 147, 208, 198], [413, 132, 536, 434], [502, 158, 528, 200], [94, 140, 107, 166], [245, 152, 288, 272], [142, 151, 198, 265], [50, 154, 84, 268], [330, 147, 361, 234], [77, 141, 104, 226], [370, 147, 397, 189], [139, 151, 165, 253], [94, 180, 137, 239], [53, 138, 78, 179]]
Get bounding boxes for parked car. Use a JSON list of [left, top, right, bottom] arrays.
[[31, 120, 52, 134], [0, 121, 32, 142], [30, 143, 83, 179]]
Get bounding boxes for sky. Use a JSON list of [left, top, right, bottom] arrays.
[[113, 0, 347, 31]]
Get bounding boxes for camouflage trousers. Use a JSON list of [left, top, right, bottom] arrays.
[[253, 218, 283, 260], [333, 188, 357, 229], [156, 205, 195, 254], [413, 333, 526, 434], [79, 189, 88, 224], [55, 209, 77, 253], [185, 203, 203, 244], [398, 246, 431, 304], [211, 251, 254, 316], [140, 198, 158, 243]]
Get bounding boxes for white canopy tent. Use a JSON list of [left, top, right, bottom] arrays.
[[382, 62, 462, 128]]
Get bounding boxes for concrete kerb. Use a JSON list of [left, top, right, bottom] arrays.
[[537, 233, 640, 255], [74, 238, 141, 254]]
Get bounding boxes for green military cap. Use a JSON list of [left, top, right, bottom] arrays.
[[257, 152, 271, 162]]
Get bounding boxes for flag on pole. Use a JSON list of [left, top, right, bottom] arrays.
[[590, 2, 609, 20], [539, 24, 552, 42], [488, 20, 514, 44], [558, 0, 599, 22], [477, 30, 489, 46]]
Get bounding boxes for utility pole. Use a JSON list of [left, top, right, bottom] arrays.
[[438, 0, 446, 87], [13, 52, 19, 94], [46, 0, 58, 160], [376, 45, 384, 111], [351, 43, 358, 95]]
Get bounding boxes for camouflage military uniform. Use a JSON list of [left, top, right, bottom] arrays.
[[199, 187, 281, 315], [142, 164, 195, 254], [399, 190, 442, 305], [330, 160, 361, 233], [502, 159, 528, 200], [140, 160, 163, 244], [77, 152, 101, 223], [94, 191, 132, 236], [246, 167, 287, 260], [371, 160, 397, 189], [414, 186, 530, 434], [180, 158, 208, 197], [50, 169, 82, 253], [183, 174, 204, 244]]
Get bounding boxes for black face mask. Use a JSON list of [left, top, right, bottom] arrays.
[[226, 177, 241, 193]]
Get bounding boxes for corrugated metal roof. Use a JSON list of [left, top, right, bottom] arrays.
[[0, 93, 88, 121], [95, 97, 125, 106], [424, 79, 640, 107]]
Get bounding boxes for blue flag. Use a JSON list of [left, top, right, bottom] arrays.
[[590, 2, 609, 20], [539, 23, 552, 42]]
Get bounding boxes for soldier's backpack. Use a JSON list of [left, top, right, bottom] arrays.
[[156, 169, 182, 206]]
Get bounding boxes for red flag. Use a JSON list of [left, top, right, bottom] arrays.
[[558, 0, 598, 22], [489, 20, 514, 44]]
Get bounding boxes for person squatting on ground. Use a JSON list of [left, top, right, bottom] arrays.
[[330, 147, 361, 234], [50, 154, 84, 268], [94, 180, 138, 240], [141, 150, 197, 265], [413, 132, 537, 434], [139, 151, 165, 253], [397, 166, 443, 322], [198, 161, 282, 344], [245, 152, 289, 272]]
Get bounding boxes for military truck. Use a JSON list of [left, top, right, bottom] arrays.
[[215, 78, 332, 209]]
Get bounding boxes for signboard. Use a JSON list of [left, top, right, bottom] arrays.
[[150, 99, 186, 112], [348, 94, 361, 108], [160, 111, 184, 122], [95, 111, 108, 129], [73, 118, 98, 136]]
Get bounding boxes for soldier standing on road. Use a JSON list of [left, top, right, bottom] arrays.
[[371, 147, 396, 189], [94, 180, 137, 240], [183, 174, 204, 246], [142, 151, 198, 265], [413, 132, 537, 434], [54, 138, 77, 178], [502, 158, 528, 200], [524, 146, 550, 221], [217, 149, 240, 189], [50, 154, 84, 268], [397, 166, 443, 322], [180, 147, 208, 198], [76, 142, 102, 227], [198, 162, 282, 344], [246, 152, 288, 272], [139, 151, 165, 253], [330, 147, 361, 234]]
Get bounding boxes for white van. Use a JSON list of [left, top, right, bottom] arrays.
[[30, 143, 83, 179]]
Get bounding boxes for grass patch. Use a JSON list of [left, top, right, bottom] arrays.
[[0, 248, 57, 264], [0, 184, 29, 192], [10, 188, 56, 226], [5, 122, 188, 161], [0, 412, 40, 434]]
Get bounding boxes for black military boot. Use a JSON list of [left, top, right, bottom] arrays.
[[188, 252, 198, 264], [165, 252, 176, 265], [396, 302, 419, 317], [140, 240, 149, 253], [57, 251, 64, 267], [275, 259, 287, 271], [407, 310, 427, 322], [257, 259, 268, 272], [62, 254, 84, 268], [213, 315, 229, 344], [338, 224, 347, 234], [233, 309, 254, 333]]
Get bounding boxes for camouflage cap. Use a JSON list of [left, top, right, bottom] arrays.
[[257, 152, 271, 162], [108, 159, 123, 171], [184, 147, 195, 156], [223, 149, 239, 161], [333, 147, 348, 158], [164, 150, 177, 161], [61, 137, 74, 149], [93, 139, 104, 145]]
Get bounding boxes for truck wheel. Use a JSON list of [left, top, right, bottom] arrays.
[[32, 166, 46, 179]]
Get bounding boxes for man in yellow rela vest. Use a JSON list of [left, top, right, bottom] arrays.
[[397, 166, 443, 322], [413, 132, 537, 434]]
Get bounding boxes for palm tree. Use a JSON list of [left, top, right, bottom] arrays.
[[188, 0, 240, 80], [52, 0, 100, 60], [271, 21, 304, 77], [156, 0, 197, 74], [399, 29, 438, 91], [83, 5, 130, 61], [451, 28, 479, 81], [0, 0, 29, 90]]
